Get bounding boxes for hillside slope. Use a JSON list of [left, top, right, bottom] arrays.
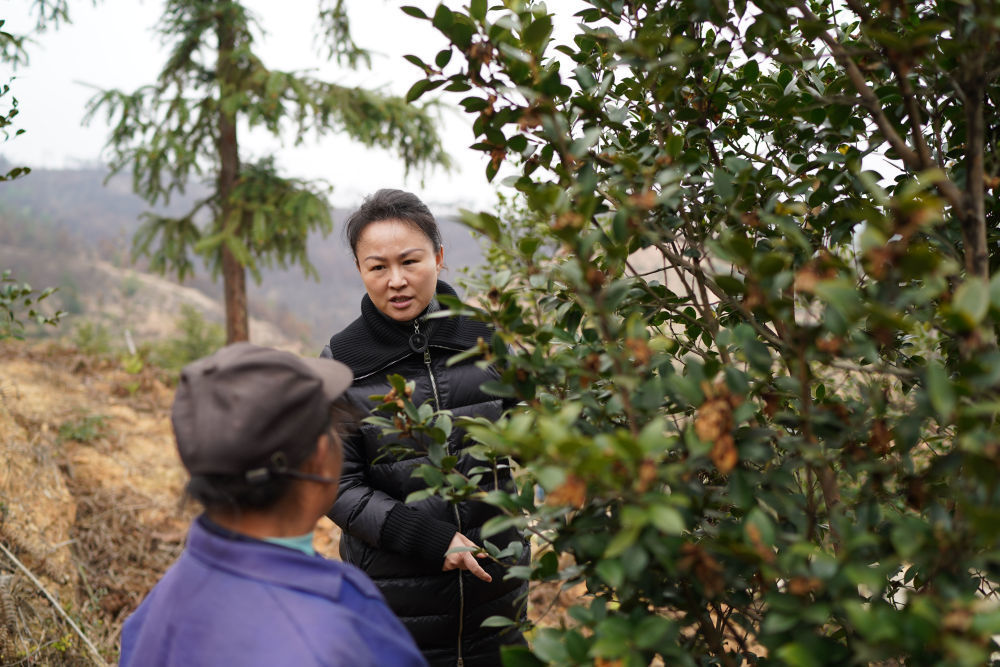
[[0, 341, 342, 663], [0, 164, 487, 348]]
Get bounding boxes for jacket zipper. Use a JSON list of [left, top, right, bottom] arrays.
[[415, 320, 442, 408], [415, 319, 463, 666], [455, 502, 465, 667]]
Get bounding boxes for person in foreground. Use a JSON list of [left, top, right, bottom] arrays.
[[321, 189, 528, 666], [119, 342, 427, 667]]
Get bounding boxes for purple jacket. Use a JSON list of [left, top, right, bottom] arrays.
[[119, 516, 427, 667]]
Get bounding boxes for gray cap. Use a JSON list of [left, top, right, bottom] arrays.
[[172, 343, 353, 477]]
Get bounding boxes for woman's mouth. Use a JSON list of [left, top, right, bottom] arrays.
[[389, 296, 414, 309]]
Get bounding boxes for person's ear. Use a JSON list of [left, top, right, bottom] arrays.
[[435, 245, 444, 273]]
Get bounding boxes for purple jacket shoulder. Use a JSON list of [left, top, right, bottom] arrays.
[[119, 517, 427, 667]]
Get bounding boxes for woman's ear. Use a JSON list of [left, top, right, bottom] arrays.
[[435, 245, 445, 273]]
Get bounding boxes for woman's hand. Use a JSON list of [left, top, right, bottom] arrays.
[[442, 532, 492, 582]]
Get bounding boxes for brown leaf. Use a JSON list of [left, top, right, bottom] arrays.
[[943, 608, 972, 633], [490, 146, 507, 170], [745, 523, 775, 564], [743, 283, 765, 309], [741, 210, 761, 228], [793, 266, 821, 293], [762, 391, 780, 418], [547, 475, 587, 509], [628, 189, 658, 209], [787, 576, 823, 596], [815, 335, 842, 354], [711, 434, 738, 474], [518, 110, 542, 130], [680, 543, 725, 598], [863, 246, 895, 280], [695, 397, 732, 443], [625, 338, 652, 366], [868, 419, 893, 457], [636, 459, 657, 493], [553, 212, 583, 231], [586, 267, 606, 290]]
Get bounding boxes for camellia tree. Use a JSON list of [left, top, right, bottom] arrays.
[[87, 0, 450, 342], [384, 1, 1000, 665]]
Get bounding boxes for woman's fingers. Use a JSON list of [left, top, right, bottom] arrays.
[[462, 552, 492, 582], [443, 533, 493, 582]]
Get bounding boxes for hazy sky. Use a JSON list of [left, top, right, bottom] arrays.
[[0, 0, 512, 212]]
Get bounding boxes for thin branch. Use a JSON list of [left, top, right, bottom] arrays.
[[653, 241, 785, 350], [842, 0, 873, 24], [887, 56, 935, 168], [0, 541, 107, 666], [826, 358, 917, 379], [791, 1, 966, 215]]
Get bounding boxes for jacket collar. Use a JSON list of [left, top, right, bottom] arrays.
[[328, 280, 494, 379], [186, 516, 380, 602]]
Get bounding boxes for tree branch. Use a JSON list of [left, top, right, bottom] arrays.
[[791, 1, 966, 216]]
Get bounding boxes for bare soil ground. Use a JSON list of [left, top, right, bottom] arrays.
[[0, 340, 341, 665]]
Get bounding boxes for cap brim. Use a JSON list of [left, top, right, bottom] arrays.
[[298, 357, 353, 402]]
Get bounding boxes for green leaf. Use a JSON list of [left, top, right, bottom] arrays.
[[432, 4, 454, 31], [530, 629, 570, 664], [402, 54, 427, 70], [405, 488, 436, 503], [953, 277, 989, 326], [714, 167, 734, 200], [985, 272, 1000, 312], [499, 645, 545, 667], [481, 615, 516, 628], [469, 0, 487, 21], [400, 5, 428, 19], [775, 642, 822, 667], [604, 525, 641, 558], [925, 361, 955, 420], [595, 558, 625, 588], [405, 78, 440, 103], [649, 505, 684, 535]]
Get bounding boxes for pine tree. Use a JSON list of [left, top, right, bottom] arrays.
[[87, 0, 449, 342]]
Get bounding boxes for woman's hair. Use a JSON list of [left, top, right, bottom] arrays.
[[344, 189, 442, 258], [184, 396, 359, 513]]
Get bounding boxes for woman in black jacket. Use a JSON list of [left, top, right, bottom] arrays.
[[321, 189, 527, 667]]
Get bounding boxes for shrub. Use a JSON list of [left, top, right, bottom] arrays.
[[0, 270, 61, 340], [71, 320, 112, 357], [58, 414, 107, 444], [400, 1, 1000, 665], [149, 305, 224, 371]]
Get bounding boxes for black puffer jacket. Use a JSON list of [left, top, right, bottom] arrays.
[[322, 282, 527, 667]]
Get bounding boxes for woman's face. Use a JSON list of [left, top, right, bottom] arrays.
[[355, 219, 443, 322]]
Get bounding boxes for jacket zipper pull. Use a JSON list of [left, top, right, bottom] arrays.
[[408, 319, 428, 353]]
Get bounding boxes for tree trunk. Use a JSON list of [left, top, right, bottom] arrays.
[[220, 244, 248, 342], [216, 5, 248, 343]]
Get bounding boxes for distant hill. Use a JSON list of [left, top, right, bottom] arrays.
[[0, 161, 487, 350]]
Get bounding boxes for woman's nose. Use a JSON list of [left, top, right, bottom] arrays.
[[388, 267, 407, 287]]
